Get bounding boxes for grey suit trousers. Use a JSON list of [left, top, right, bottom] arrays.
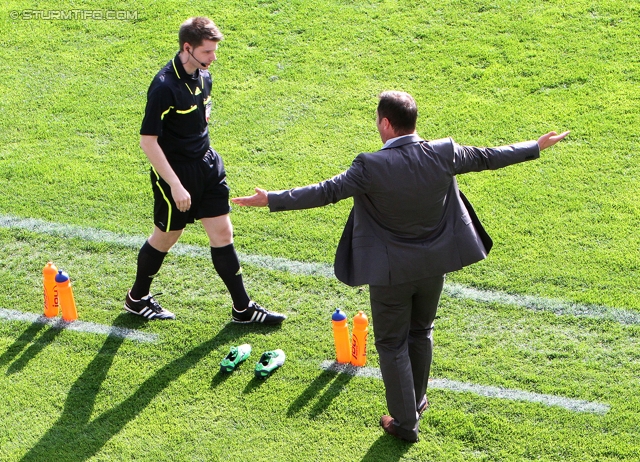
[[369, 274, 445, 440]]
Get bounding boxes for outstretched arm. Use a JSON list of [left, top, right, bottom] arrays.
[[232, 155, 371, 212], [231, 188, 269, 207], [454, 130, 570, 174], [538, 131, 570, 150]]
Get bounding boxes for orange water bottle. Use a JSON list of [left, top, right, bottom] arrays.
[[332, 309, 351, 363], [351, 310, 369, 366], [55, 270, 78, 322], [43, 261, 59, 318]]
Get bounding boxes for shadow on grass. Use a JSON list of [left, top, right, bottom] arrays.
[[19, 319, 247, 462], [211, 369, 234, 388], [361, 434, 412, 462], [6, 326, 65, 374], [287, 366, 353, 418], [0, 312, 151, 374], [0, 322, 47, 368], [243, 375, 269, 393], [309, 371, 353, 418]]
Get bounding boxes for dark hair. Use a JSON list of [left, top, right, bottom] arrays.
[[377, 91, 418, 135], [179, 17, 223, 51]]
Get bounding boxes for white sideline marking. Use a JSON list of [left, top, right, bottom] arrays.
[[1, 213, 638, 325], [320, 361, 610, 414], [0, 308, 158, 343]]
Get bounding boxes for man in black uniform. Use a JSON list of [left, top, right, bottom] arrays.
[[124, 16, 285, 324]]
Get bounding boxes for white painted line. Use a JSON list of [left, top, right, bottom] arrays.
[[320, 361, 609, 414], [442, 283, 640, 326], [1, 213, 636, 325], [0, 308, 158, 343]]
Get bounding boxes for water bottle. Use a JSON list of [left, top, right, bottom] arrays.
[[55, 270, 78, 322], [43, 262, 59, 318], [331, 308, 351, 364], [351, 310, 369, 366]]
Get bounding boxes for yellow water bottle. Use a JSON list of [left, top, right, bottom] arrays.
[[55, 270, 78, 322], [331, 309, 351, 364], [43, 261, 59, 318], [351, 310, 369, 367]]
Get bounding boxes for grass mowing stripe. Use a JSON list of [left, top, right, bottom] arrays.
[[0, 308, 158, 343], [320, 361, 610, 415], [1, 213, 636, 325]]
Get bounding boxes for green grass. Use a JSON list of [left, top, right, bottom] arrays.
[[1, 0, 639, 460]]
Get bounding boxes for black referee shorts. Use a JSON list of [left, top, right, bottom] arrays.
[[151, 148, 231, 232]]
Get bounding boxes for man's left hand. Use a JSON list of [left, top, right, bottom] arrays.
[[231, 188, 269, 207]]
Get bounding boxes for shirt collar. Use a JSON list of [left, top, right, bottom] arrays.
[[171, 53, 200, 81], [382, 133, 421, 149]]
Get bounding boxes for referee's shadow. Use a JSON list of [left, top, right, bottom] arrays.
[[20, 319, 245, 462]]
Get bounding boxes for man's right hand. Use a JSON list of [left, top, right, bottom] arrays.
[[171, 183, 192, 212], [139, 135, 191, 212], [538, 131, 570, 151]]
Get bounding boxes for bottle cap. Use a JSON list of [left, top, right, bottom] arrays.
[[55, 270, 69, 283], [331, 308, 347, 321], [353, 310, 368, 324]]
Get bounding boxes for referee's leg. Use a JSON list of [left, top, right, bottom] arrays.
[[148, 226, 184, 252], [129, 226, 183, 300], [202, 215, 251, 310]]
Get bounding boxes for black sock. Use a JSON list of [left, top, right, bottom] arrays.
[[130, 241, 167, 300], [210, 244, 251, 310]]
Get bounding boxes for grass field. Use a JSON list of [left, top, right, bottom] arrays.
[[0, 1, 639, 461]]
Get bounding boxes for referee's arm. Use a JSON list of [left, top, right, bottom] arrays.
[[140, 135, 191, 212]]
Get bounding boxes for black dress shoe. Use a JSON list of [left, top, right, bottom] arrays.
[[379, 415, 418, 443]]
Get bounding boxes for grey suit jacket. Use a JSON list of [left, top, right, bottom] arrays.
[[268, 135, 540, 286]]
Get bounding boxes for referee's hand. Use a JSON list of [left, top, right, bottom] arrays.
[[171, 184, 192, 212]]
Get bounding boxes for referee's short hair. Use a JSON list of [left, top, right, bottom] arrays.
[[377, 91, 418, 135], [179, 17, 223, 50]]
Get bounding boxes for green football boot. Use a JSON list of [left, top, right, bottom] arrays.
[[255, 349, 286, 379], [220, 344, 252, 373]]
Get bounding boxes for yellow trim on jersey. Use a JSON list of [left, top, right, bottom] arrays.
[[176, 105, 197, 114], [160, 106, 174, 120], [184, 82, 193, 95], [203, 96, 211, 104], [152, 167, 173, 231], [194, 87, 201, 95], [172, 58, 180, 79]]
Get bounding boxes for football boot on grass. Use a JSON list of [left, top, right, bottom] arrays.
[[255, 349, 286, 379]]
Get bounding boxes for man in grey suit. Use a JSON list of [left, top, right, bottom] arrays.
[[232, 91, 569, 442]]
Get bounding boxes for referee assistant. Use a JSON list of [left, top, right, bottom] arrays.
[[124, 16, 285, 324]]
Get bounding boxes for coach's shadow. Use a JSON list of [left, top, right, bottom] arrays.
[[20, 317, 246, 462], [361, 434, 412, 462]]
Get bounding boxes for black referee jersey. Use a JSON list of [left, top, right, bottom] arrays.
[[140, 53, 213, 163]]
